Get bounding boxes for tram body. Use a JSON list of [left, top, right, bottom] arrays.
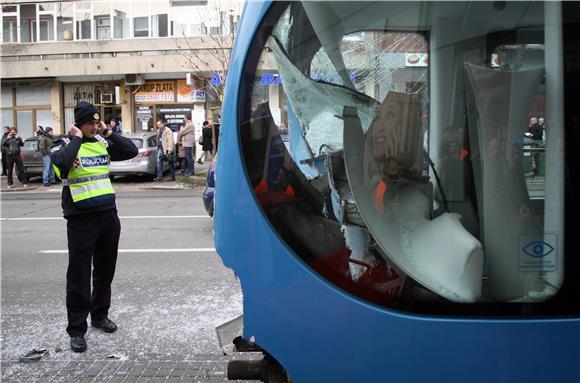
[[214, 1, 580, 381]]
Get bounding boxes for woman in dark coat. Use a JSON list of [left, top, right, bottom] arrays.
[[197, 121, 214, 164]]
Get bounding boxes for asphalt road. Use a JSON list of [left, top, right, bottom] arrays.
[[1, 188, 243, 381]]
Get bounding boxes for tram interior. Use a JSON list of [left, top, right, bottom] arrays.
[[241, 1, 565, 314]]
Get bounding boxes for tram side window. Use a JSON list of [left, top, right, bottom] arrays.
[[241, 1, 569, 315]]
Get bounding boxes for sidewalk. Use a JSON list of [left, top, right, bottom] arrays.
[[1, 354, 236, 382], [0, 159, 212, 193]]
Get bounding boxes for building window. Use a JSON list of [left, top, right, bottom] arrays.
[[16, 87, 51, 106], [74, 2, 93, 40], [39, 17, 53, 41], [38, 3, 56, 42], [76, 19, 91, 40], [152, 14, 168, 37], [57, 18, 73, 41], [19, 4, 36, 43], [96, 16, 111, 40], [112, 3, 130, 39], [56, 2, 74, 41], [1, 109, 14, 127], [133, 16, 149, 37], [20, 19, 35, 43], [2, 16, 17, 43]]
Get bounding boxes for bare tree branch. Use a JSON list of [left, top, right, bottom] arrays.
[[174, 1, 242, 104]]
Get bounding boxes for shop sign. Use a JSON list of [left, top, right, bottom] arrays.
[[135, 81, 176, 102], [136, 106, 152, 122], [177, 80, 206, 103], [405, 53, 428, 67], [64, 84, 96, 105], [158, 107, 191, 125]]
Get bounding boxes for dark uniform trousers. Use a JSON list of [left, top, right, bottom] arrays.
[[66, 209, 121, 337]]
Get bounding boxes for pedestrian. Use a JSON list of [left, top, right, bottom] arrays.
[[177, 112, 195, 176], [2, 127, 28, 188], [36, 125, 45, 137], [38, 127, 57, 187], [528, 116, 543, 140], [1, 126, 10, 176], [177, 135, 186, 174], [197, 120, 213, 164], [213, 121, 220, 155], [537, 117, 546, 141], [50, 101, 138, 353], [154, 119, 176, 182], [109, 118, 122, 135]]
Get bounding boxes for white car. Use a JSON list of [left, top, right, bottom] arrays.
[[109, 132, 167, 178]]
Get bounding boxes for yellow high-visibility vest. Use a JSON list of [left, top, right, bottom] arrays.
[[55, 141, 115, 205]]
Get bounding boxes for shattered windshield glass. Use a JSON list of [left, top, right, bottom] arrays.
[[244, 1, 565, 311]]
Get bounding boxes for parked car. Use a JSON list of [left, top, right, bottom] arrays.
[[109, 132, 167, 178], [21, 135, 63, 177], [23, 132, 165, 179], [202, 154, 217, 217]]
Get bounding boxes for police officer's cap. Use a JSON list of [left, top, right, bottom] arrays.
[[74, 101, 100, 126]]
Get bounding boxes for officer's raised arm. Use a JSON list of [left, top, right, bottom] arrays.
[[106, 131, 138, 161], [49, 125, 82, 169]]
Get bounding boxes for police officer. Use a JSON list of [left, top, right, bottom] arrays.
[[50, 101, 138, 353]]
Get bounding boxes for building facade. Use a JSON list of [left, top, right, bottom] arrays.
[[1, 0, 241, 137]]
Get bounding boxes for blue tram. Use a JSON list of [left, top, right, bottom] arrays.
[[214, 1, 580, 381]]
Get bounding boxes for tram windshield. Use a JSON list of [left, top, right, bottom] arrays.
[[240, 1, 567, 313]]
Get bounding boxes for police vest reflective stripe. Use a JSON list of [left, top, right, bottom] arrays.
[[61, 173, 110, 186], [62, 141, 114, 204]]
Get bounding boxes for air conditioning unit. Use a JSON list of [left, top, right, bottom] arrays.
[[124, 74, 144, 86], [100, 93, 114, 104]]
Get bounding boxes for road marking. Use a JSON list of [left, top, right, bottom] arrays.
[[40, 248, 216, 254], [1, 215, 210, 221]]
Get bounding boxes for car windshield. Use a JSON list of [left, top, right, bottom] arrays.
[[23, 140, 38, 151]]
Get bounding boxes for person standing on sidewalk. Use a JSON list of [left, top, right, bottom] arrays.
[[109, 118, 122, 135], [35, 125, 45, 137], [197, 120, 213, 164], [177, 112, 195, 176], [1, 126, 9, 177], [39, 127, 56, 187], [154, 119, 175, 182], [50, 101, 138, 353], [2, 127, 28, 188]]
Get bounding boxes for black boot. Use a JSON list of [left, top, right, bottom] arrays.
[[91, 318, 117, 333], [70, 336, 87, 353]]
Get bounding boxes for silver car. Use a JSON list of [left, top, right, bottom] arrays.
[[22, 135, 63, 177], [21, 136, 45, 177], [109, 132, 166, 178]]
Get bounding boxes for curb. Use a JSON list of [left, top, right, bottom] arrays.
[[1, 186, 39, 192], [140, 184, 193, 191]]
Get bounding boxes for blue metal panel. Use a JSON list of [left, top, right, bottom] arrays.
[[214, 1, 580, 381]]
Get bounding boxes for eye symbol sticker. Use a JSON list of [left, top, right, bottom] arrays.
[[522, 241, 554, 258]]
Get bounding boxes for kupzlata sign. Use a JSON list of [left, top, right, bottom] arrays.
[[135, 81, 176, 102]]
